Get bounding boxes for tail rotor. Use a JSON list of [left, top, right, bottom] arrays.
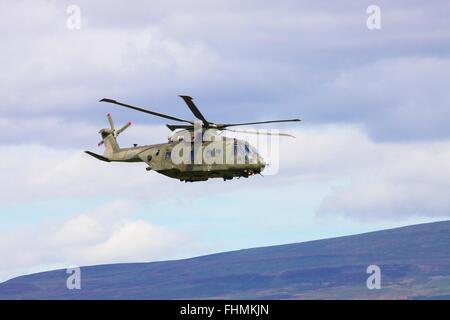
[[98, 113, 132, 147]]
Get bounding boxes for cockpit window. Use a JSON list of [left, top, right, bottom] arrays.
[[249, 145, 259, 156], [233, 141, 259, 157], [165, 151, 171, 160]]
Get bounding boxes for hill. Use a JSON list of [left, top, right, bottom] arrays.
[[1, 220, 449, 299]]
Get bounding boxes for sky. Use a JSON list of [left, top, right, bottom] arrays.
[[1, 0, 450, 281]]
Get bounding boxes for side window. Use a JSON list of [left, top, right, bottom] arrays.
[[165, 151, 171, 160], [206, 149, 221, 158], [156, 149, 160, 156]]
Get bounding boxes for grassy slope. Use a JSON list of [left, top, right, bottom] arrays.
[[0, 220, 449, 299]]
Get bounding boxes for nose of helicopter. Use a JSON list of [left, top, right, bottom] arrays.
[[258, 156, 266, 171]]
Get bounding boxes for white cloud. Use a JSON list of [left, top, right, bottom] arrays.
[[0, 143, 167, 203], [278, 125, 450, 220], [0, 200, 189, 281], [2, 124, 450, 221], [0, 116, 171, 147], [0, 122, 277, 204]]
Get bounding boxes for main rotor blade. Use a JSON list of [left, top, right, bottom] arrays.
[[178, 95, 209, 126], [116, 121, 132, 136], [100, 98, 194, 124], [218, 119, 301, 128], [224, 128, 296, 138], [166, 124, 194, 131], [106, 113, 114, 130]]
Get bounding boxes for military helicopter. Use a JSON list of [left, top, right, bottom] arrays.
[[85, 96, 301, 182]]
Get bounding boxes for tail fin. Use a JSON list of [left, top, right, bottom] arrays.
[[99, 129, 120, 158], [85, 130, 119, 162], [88, 113, 132, 162]]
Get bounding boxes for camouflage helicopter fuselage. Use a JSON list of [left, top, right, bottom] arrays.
[[85, 96, 300, 182], [86, 127, 266, 182]]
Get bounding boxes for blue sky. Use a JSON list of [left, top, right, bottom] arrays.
[[0, 0, 450, 281]]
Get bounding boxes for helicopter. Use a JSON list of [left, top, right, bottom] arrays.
[[85, 96, 301, 182]]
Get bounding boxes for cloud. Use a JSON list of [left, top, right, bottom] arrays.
[[304, 57, 450, 141], [316, 138, 450, 219], [0, 116, 170, 147], [2, 123, 450, 221], [0, 200, 189, 281], [2, 1, 450, 142], [276, 125, 450, 220], [0, 1, 299, 119], [0, 132, 268, 204], [0, 143, 168, 203]]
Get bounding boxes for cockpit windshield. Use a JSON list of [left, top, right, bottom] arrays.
[[249, 145, 259, 155], [241, 144, 259, 156]]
